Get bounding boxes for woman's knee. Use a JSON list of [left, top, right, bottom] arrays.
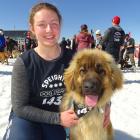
[[3, 114, 42, 140]]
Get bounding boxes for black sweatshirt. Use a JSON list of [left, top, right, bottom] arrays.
[[11, 48, 73, 124]]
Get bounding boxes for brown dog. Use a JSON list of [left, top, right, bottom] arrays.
[[0, 51, 10, 65], [60, 49, 123, 140]]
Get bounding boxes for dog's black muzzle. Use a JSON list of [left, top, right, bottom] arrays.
[[82, 78, 102, 95]]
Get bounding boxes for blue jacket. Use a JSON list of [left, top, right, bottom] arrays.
[[0, 35, 6, 49]]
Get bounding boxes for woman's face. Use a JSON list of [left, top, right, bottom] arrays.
[[30, 8, 61, 47]]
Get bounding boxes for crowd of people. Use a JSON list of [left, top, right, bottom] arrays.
[[0, 2, 140, 140], [60, 16, 139, 71], [1, 15, 139, 69], [0, 29, 37, 59]]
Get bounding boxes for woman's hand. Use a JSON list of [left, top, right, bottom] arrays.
[[103, 103, 111, 128], [60, 109, 78, 128]]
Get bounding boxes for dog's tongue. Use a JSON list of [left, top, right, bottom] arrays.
[[85, 95, 98, 107]]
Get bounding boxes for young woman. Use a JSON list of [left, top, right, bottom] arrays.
[[3, 3, 78, 140]]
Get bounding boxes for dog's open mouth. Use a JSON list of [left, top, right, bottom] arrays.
[[82, 79, 101, 107], [85, 94, 98, 107]]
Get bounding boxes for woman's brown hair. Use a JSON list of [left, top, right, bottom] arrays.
[[29, 2, 62, 26]]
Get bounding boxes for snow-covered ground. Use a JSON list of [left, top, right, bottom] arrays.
[[0, 58, 140, 140]]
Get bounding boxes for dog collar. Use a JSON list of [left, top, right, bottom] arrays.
[[73, 101, 104, 118], [73, 101, 93, 118]]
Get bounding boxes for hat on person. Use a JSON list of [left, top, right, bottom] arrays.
[[81, 24, 88, 30], [112, 16, 120, 25], [95, 29, 101, 35]]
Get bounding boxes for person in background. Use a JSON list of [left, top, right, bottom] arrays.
[[0, 30, 6, 52], [76, 24, 93, 51], [95, 29, 103, 50], [6, 37, 18, 58], [90, 29, 96, 49], [70, 34, 77, 54], [66, 38, 71, 49], [60, 37, 68, 50], [100, 16, 125, 63], [124, 34, 136, 70], [24, 31, 32, 51]]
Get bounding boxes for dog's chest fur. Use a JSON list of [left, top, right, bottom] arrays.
[[70, 108, 108, 140]]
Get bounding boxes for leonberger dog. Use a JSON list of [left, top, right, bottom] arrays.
[[60, 49, 123, 140]]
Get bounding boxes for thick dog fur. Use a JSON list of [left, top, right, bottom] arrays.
[[60, 49, 123, 140], [0, 51, 10, 65]]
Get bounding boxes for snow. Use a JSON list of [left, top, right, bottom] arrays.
[[0, 58, 140, 140]]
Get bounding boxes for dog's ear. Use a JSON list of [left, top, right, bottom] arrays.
[[64, 61, 77, 92], [111, 63, 123, 90]]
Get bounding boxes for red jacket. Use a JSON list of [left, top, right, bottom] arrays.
[[76, 32, 93, 51]]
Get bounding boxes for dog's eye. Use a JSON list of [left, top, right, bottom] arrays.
[[98, 69, 106, 75], [95, 64, 106, 75], [79, 67, 86, 75]]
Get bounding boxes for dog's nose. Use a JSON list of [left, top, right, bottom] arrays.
[[82, 79, 100, 94]]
